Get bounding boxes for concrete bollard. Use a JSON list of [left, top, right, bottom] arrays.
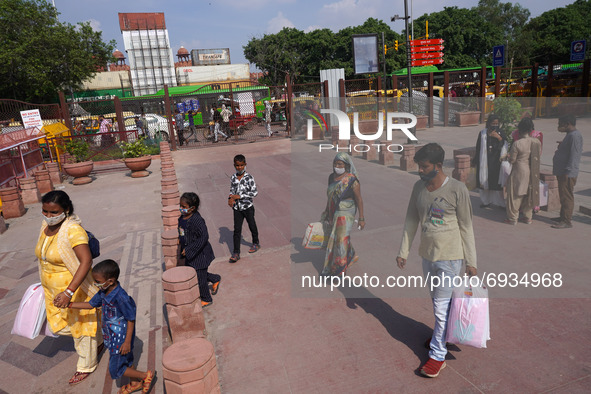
[[18, 178, 41, 205], [362, 140, 380, 162], [349, 135, 363, 157], [162, 267, 205, 342], [162, 190, 180, 207], [162, 228, 180, 270], [379, 147, 395, 166], [162, 337, 220, 394], [0, 187, 26, 219], [540, 172, 560, 212], [34, 170, 53, 194], [45, 162, 62, 185], [400, 145, 417, 172], [452, 155, 472, 184], [163, 205, 181, 231]]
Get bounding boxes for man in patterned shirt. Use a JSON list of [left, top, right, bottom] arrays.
[[228, 154, 260, 262]]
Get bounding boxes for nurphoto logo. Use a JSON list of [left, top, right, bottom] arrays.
[[308, 109, 418, 152]]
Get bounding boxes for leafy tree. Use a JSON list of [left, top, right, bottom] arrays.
[[243, 18, 404, 86], [523, 0, 591, 64], [475, 0, 531, 67], [413, 7, 495, 68], [0, 0, 115, 103]]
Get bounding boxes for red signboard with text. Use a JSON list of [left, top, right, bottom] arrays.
[[410, 38, 444, 46], [411, 52, 445, 60], [411, 59, 445, 67]]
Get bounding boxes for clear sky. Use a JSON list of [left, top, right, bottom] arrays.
[[54, 0, 576, 68]]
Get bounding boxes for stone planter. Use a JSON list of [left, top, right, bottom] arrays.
[[124, 156, 152, 178], [456, 111, 481, 127], [62, 161, 94, 185]]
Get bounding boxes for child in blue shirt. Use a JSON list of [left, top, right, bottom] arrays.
[[68, 259, 155, 394]]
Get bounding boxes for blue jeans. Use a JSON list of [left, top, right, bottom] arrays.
[[422, 258, 462, 361]]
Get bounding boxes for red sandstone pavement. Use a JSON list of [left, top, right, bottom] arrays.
[[1, 119, 590, 393]]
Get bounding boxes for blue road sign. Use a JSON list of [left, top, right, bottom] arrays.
[[571, 40, 586, 62], [493, 45, 505, 67]]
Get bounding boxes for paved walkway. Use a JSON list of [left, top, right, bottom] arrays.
[[0, 117, 589, 393]]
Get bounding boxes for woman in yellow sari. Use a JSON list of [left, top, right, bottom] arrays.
[[35, 190, 102, 385]]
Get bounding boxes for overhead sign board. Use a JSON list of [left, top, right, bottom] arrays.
[[570, 40, 586, 62], [411, 59, 445, 67], [410, 38, 444, 46], [493, 45, 505, 67]]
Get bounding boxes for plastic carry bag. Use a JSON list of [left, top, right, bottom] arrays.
[[11, 283, 48, 339], [445, 283, 490, 348], [499, 160, 512, 187], [302, 222, 326, 249]]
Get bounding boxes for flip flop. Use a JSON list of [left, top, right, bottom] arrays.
[[142, 370, 156, 393], [69, 371, 91, 385]]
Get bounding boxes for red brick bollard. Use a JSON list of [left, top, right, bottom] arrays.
[[162, 228, 180, 270], [19, 178, 41, 205], [362, 140, 380, 162], [540, 172, 560, 212], [162, 267, 205, 341], [45, 162, 62, 185], [34, 169, 54, 194], [162, 189, 181, 207], [163, 205, 181, 231], [162, 337, 220, 394], [452, 155, 471, 184], [400, 145, 417, 171], [0, 187, 26, 219]]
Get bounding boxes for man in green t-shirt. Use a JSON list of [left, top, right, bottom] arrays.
[[396, 143, 478, 378]]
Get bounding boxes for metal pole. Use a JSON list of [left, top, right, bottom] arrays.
[[382, 32, 387, 114], [404, 0, 415, 140], [411, 0, 414, 41]]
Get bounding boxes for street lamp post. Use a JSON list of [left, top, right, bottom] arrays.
[[392, 0, 415, 141]]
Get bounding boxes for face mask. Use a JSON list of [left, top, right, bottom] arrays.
[[236, 169, 245, 175], [180, 208, 190, 215], [419, 169, 438, 182], [488, 125, 498, 131], [334, 167, 345, 175], [43, 212, 66, 226], [94, 280, 111, 290]]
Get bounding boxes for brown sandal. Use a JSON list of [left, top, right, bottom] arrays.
[[69, 371, 91, 385]]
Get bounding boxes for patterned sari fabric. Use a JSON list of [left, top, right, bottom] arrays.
[[322, 173, 359, 276]]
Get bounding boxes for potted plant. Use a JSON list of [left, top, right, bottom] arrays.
[[491, 97, 522, 141], [120, 137, 152, 178], [61, 139, 94, 185], [456, 97, 481, 127]]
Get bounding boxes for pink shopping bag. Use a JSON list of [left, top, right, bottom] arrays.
[[11, 283, 48, 339], [445, 284, 490, 348]]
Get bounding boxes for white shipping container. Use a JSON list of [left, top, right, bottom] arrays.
[[176, 64, 250, 85]]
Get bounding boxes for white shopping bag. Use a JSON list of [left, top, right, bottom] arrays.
[[302, 222, 326, 249], [445, 283, 490, 348], [11, 283, 48, 339]]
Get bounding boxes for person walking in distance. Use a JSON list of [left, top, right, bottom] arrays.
[[396, 143, 478, 378], [228, 154, 260, 263]]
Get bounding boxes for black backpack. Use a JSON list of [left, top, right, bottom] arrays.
[[86, 231, 100, 259]]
